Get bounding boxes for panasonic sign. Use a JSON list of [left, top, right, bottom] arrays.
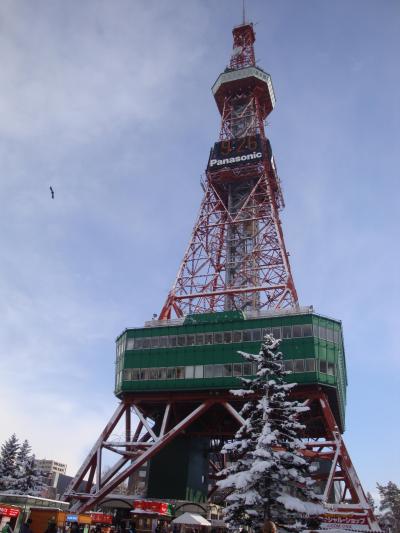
[[207, 134, 266, 171], [209, 151, 263, 168]]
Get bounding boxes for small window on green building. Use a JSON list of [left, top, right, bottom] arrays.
[[224, 331, 232, 343], [326, 329, 334, 342], [178, 335, 186, 347], [294, 359, 304, 373], [214, 364, 223, 377], [166, 367, 176, 379], [284, 360, 293, 372], [142, 338, 151, 349], [327, 362, 335, 376], [223, 364, 232, 377], [214, 332, 223, 344], [135, 338, 143, 349], [243, 330, 252, 342], [233, 363, 242, 376], [319, 360, 327, 374], [282, 326, 292, 339], [195, 334, 204, 345], [302, 324, 312, 337], [204, 365, 213, 378], [176, 367, 185, 379], [243, 363, 252, 375], [233, 331, 242, 343], [126, 338, 135, 350], [262, 327, 272, 337], [252, 329, 261, 341], [194, 365, 203, 378], [272, 327, 281, 339], [292, 325, 302, 337], [186, 335, 195, 346], [304, 359, 316, 372], [205, 333, 213, 345], [151, 337, 159, 348], [131, 369, 140, 380], [159, 336, 168, 348], [185, 366, 194, 378], [168, 336, 177, 347]]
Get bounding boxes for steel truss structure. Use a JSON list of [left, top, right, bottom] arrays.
[[159, 24, 297, 319], [63, 389, 379, 531]]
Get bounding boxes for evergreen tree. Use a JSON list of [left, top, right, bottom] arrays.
[[12, 440, 44, 495], [366, 491, 376, 514], [377, 482, 400, 533], [0, 434, 20, 491], [18, 454, 45, 495], [218, 335, 324, 532]]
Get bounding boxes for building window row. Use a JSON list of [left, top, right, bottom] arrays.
[[123, 323, 340, 352], [122, 358, 334, 382]]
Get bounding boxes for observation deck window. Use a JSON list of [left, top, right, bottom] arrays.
[[233, 331, 242, 343], [262, 327, 272, 337], [215, 332, 224, 344], [224, 331, 232, 343], [233, 363, 242, 376], [166, 367, 176, 379], [169, 336, 177, 347], [292, 325, 302, 337], [151, 337, 159, 348], [195, 334, 204, 345], [178, 335, 186, 347], [284, 360, 293, 372], [304, 359, 316, 372], [282, 326, 292, 339], [142, 338, 151, 349], [185, 366, 194, 379], [272, 327, 281, 339], [204, 365, 214, 378], [214, 364, 224, 377], [294, 359, 305, 373], [326, 329, 334, 342], [223, 364, 232, 377], [251, 329, 261, 341], [126, 338, 135, 350], [187, 335, 195, 346], [319, 360, 327, 374], [243, 330, 252, 342], [176, 367, 185, 379], [302, 324, 313, 337], [194, 365, 204, 378], [243, 362, 252, 375], [205, 333, 213, 345], [327, 362, 335, 376], [159, 336, 168, 348]]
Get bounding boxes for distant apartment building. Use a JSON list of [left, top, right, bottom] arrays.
[[36, 459, 67, 475]]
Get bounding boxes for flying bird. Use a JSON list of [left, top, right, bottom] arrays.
[[49, 186, 54, 199]]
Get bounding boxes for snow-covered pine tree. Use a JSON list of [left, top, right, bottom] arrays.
[[218, 335, 324, 532], [11, 439, 44, 495], [377, 481, 400, 533], [18, 453, 45, 496], [366, 492, 376, 514], [0, 434, 20, 491]]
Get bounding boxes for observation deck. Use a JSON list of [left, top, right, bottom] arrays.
[[115, 307, 347, 432]]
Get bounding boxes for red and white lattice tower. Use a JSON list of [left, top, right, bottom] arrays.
[[160, 23, 298, 319]]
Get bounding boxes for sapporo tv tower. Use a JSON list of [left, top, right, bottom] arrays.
[[64, 18, 379, 531]]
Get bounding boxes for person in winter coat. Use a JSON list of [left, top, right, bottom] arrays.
[[1, 522, 13, 533], [20, 519, 33, 533], [44, 523, 57, 533]]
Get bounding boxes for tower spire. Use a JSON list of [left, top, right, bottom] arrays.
[[242, 0, 246, 25]]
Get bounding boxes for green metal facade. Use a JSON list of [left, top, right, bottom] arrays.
[[115, 310, 347, 430]]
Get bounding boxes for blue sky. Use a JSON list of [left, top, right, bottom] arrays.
[[0, 0, 399, 502]]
